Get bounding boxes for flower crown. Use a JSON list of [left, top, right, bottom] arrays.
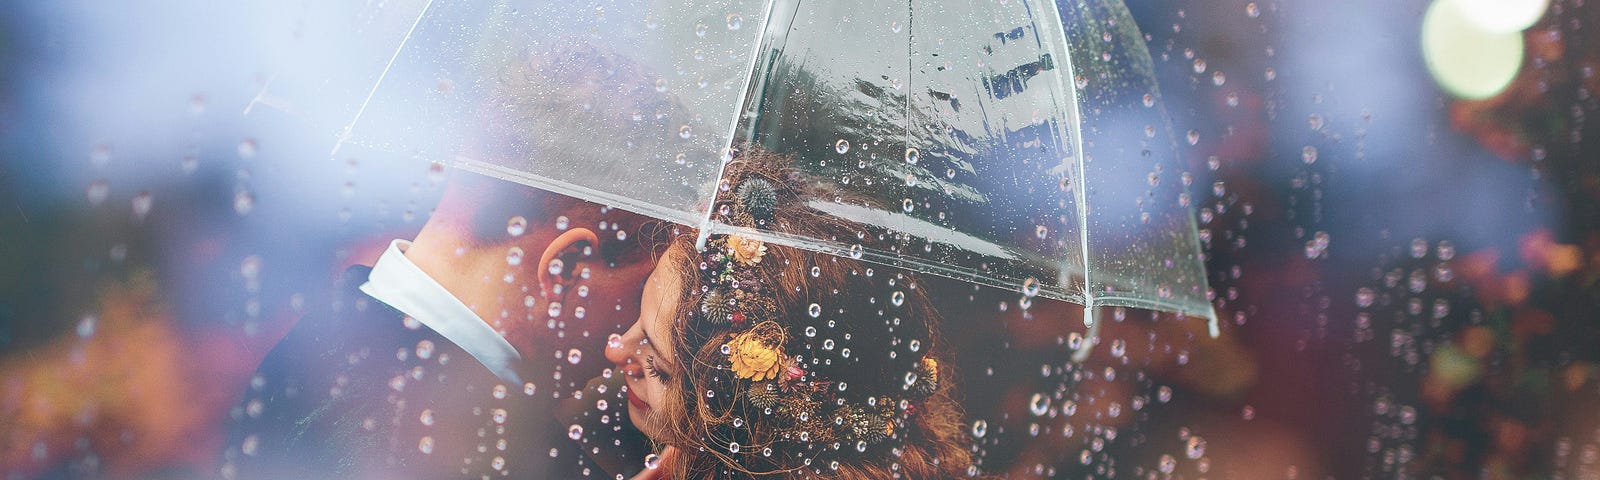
[[692, 176, 941, 451]]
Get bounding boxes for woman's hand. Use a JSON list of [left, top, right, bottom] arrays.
[[628, 446, 678, 480]]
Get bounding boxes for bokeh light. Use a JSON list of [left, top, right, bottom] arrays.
[[1422, 0, 1527, 99], [1449, 0, 1549, 33]]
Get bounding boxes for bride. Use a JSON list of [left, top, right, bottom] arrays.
[[603, 148, 978, 479]]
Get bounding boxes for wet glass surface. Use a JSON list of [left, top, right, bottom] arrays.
[[2, 0, 1598, 478]]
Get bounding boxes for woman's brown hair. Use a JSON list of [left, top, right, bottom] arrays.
[[644, 147, 978, 479]]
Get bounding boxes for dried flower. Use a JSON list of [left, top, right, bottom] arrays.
[[784, 364, 805, 383], [747, 381, 782, 409], [908, 357, 940, 398], [736, 178, 777, 221], [725, 234, 767, 265], [700, 289, 734, 325], [729, 330, 784, 381]]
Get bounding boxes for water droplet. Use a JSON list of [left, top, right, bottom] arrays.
[[1021, 278, 1041, 297], [1355, 287, 1376, 308], [507, 216, 528, 236], [131, 191, 154, 221], [890, 291, 905, 306], [904, 147, 920, 165], [849, 244, 864, 259], [418, 436, 435, 454], [1029, 393, 1050, 416], [908, 339, 921, 352], [835, 139, 850, 154], [548, 258, 565, 276], [1437, 241, 1456, 260], [1302, 145, 1319, 164], [644, 454, 661, 470], [971, 420, 988, 438], [568, 424, 583, 440], [76, 315, 97, 337], [678, 125, 692, 139], [726, 13, 742, 30], [567, 348, 582, 364], [237, 138, 258, 158], [86, 180, 109, 205], [901, 198, 914, 213], [233, 191, 255, 216], [1185, 436, 1207, 459], [805, 326, 817, 337], [506, 247, 524, 266], [1187, 130, 1200, 145], [1246, 2, 1261, 17], [1142, 93, 1156, 107]]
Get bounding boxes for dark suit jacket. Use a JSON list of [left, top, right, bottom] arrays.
[[220, 266, 588, 479]]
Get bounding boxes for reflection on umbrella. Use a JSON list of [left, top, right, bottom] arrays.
[[323, 0, 1218, 359]]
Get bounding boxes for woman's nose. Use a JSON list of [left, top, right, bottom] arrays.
[[605, 324, 640, 366]]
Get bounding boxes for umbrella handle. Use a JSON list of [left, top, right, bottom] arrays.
[[1071, 305, 1099, 362], [539, 228, 600, 300]]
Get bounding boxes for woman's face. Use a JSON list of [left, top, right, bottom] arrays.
[[604, 248, 683, 441]]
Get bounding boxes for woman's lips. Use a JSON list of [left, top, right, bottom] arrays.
[[627, 389, 650, 411]]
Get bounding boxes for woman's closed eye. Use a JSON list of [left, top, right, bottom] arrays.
[[645, 356, 672, 381]]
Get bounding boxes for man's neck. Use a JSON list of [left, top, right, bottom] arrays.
[[405, 218, 540, 351]]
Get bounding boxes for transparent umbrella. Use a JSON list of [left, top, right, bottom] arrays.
[[327, 0, 1218, 357]]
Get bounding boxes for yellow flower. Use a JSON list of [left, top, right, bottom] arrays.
[[725, 234, 767, 265], [728, 332, 784, 381]]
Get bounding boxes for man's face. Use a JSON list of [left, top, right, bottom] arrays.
[[498, 198, 659, 367]]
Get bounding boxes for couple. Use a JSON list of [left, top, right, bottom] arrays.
[[223, 150, 976, 479]]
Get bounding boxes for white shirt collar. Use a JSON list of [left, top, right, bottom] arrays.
[[359, 240, 523, 385]]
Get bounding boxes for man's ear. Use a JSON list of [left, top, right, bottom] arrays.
[[538, 228, 599, 300]]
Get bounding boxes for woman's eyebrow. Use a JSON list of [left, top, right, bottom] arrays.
[[641, 328, 674, 370]]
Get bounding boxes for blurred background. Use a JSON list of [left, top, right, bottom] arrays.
[[1, 0, 1597, 479]]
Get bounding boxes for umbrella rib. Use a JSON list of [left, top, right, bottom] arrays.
[[904, 0, 913, 245], [330, 0, 437, 157], [698, 0, 783, 250], [1039, 0, 1097, 363]]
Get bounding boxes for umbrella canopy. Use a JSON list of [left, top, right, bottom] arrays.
[[324, 0, 1218, 350]]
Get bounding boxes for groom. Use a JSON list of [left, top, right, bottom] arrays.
[[220, 168, 658, 479]]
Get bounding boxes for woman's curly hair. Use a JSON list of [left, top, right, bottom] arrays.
[[644, 147, 978, 479]]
